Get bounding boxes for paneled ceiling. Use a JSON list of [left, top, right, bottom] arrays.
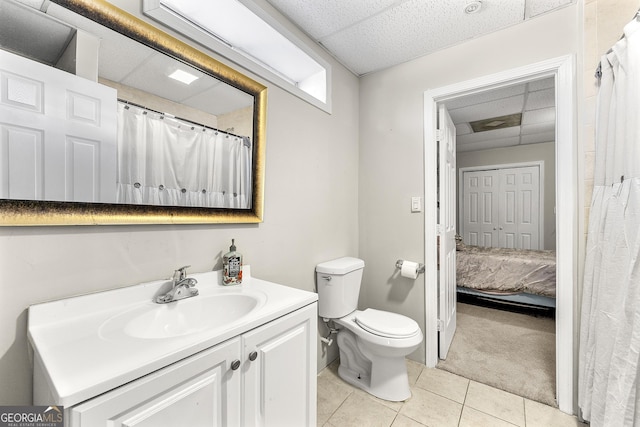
[[265, 0, 574, 76], [265, 0, 563, 151], [445, 77, 555, 152]]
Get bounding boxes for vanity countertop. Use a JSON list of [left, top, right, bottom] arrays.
[[28, 267, 317, 407]]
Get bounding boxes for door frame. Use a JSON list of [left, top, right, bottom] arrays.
[[459, 161, 545, 249], [423, 55, 577, 414]]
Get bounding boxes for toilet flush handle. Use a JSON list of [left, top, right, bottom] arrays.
[[321, 276, 332, 281]]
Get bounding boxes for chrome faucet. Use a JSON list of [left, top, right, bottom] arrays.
[[155, 265, 199, 304]]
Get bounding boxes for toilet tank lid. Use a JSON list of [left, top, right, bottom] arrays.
[[316, 257, 365, 274]]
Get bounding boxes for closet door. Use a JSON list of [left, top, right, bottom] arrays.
[[462, 165, 541, 250], [462, 169, 499, 247], [498, 166, 540, 249]]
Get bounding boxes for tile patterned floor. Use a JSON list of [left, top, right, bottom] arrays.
[[317, 360, 587, 427]]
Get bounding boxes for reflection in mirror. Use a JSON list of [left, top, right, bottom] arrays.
[[0, 0, 266, 224]]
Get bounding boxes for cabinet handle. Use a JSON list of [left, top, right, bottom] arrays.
[[249, 351, 258, 361], [231, 359, 241, 370]]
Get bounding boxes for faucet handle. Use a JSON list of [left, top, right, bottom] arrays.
[[173, 265, 191, 282]]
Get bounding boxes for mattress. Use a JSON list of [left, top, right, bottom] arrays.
[[456, 244, 556, 298]]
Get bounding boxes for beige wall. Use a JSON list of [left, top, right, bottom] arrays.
[[359, 4, 580, 364], [0, 2, 359, 405], [457, 142, 557, 250]]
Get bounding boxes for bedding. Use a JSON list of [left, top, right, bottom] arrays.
[[456, 244, 556, 298]]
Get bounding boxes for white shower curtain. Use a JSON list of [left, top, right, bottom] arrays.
[[578, 15, 640, 427], [116, 103, 252, 208]]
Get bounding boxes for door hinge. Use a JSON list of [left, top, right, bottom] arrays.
[[437, 319, 444, 331], [435, 129, 441, 142], [436, 224, 443, 235]]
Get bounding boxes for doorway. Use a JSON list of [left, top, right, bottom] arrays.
[[423, 55, 577, 414]]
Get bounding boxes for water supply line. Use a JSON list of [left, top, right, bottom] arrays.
[[320, 318, 338, 346]]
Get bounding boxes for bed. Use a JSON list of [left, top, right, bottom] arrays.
[[456, 243, 557, 308]]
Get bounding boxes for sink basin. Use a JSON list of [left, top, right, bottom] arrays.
[[100, 292, 266, 340]]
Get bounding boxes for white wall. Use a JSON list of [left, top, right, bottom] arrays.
[[359, 4, 580, 364], [457, 142, 557, 250], [0, 1, 359, 405]]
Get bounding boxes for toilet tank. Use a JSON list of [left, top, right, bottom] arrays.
[[316, 257, 365, 319]]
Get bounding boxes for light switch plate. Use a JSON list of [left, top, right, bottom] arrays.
[[411, 196, 422, 212]]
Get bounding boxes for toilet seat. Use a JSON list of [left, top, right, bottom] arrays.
[[354, 308, 420, 338]]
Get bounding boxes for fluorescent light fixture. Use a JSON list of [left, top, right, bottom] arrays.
[[168, 69, 199, 84], [158, 0, 327, 104]]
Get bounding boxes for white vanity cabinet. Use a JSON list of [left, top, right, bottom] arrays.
[[65, 303, 317, 427]]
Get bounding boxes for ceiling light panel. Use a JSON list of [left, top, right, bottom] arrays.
[[469, 113, 522, 132], [121, 53, 209, 104], [161, 0, 323, 84]]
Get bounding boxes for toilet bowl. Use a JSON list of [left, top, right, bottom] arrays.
[[316, 257, 424, 402], [333, 309, 422, 401]]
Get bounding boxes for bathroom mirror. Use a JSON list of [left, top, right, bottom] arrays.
[[0, 0, 266, 225]]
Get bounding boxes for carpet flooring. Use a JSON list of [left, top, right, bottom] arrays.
[[437, 302, 557, 407]]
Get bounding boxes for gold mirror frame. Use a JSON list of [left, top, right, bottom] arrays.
[[0, 0, 266, 226]]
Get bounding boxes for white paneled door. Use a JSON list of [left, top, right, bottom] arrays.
[[438, 104, 457, 360], [0, 49, 117, 202], [462, 165, 542, 250]]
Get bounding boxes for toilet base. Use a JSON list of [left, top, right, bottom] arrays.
[[337, 331, 412, 402]]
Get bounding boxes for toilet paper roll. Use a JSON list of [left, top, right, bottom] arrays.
[[400, 261, 419, 279]]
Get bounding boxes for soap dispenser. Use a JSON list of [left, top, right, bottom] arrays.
[[223, 239, 243, 285]]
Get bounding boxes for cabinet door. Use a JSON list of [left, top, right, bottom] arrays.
[[69, 338, 241, 427], [242, 303, 317, 427]]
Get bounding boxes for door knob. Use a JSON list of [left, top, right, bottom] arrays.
[[231, 360, 241, 370], [249, 351, 258, 361]]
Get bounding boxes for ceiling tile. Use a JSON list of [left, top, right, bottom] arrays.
[[121, 54, 211, 104], [525, 0, 573, 18], [528, 76, 555, 91], [449, 94, 525, 123], [457, 126, 521, 145], [521, 122, 555, 135], [456, 122, 473, 135], [522, 107, 556, 125], [314, 0, 526, 74], [458, 136, 521, 152], [266, 0, 401, 39], [521, 131, 555, 144], [183, 82, 254, 115], [444, 83, 526, 110], [525, 88, 555, 110]]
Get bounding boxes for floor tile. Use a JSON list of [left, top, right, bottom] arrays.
[[416, 367, 469, 404], [407, 358, 424, 386], [390, 414, 427, 427], [399, 386, 463, 427], [353, 388, 405, 412], [524, 399, 588, 427], [459, 406, 519, 427], [327, 391, 397, 427], [464, 381, 525, 426], [317, 369, 353, 426]]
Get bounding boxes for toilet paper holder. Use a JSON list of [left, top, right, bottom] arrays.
[[395, 260, 425, 275]]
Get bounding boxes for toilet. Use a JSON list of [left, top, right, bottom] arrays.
[[316, 257, 423, 401]]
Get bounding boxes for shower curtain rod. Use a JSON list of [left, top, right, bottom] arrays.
[[117, 98, 247, 140], [595, 9, 640, 79]]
